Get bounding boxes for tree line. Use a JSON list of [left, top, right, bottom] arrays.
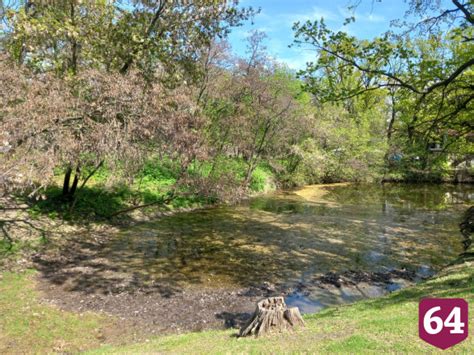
[[0, 0, 472, 214]]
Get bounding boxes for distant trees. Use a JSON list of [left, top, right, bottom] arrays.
[[226, 32, 304, 186], [2, 0, 471, 207], [293, 0, 473, 175], [202, 32, 310, 190], [199, 30, 388, 188]]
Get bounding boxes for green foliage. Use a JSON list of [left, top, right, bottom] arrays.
[[210, 157, 247, 180], [293, 3, 473, 180], [249, 164, 275, 192], [3, 1, 255, 81], [282, 98, 388, 186], [137, 158, 179, 192], [29, 185, 130, 220], [27, 157, 222, 220], [2, 0, 472, 217]]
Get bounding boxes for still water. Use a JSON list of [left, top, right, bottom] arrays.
[[108, 183, 472, 304]]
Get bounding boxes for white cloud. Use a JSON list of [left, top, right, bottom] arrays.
[[228, 2, 388, 68], [367, 14, 385, 23], [280, 49, 316, 70], [283, 6, 340, 26]]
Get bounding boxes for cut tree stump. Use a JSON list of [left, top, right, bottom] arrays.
[[239, 297, 304, 337]]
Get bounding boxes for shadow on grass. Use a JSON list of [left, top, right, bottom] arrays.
[[25, 184, 211, 222], [29, 185, 130, 220], [215, 311, 252, 329]]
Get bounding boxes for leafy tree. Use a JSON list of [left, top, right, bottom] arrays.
[[292, 0, 473, 176], [0, 56, 205, 199], [204, 31, 309, 189], [0, 0, 254, 200]]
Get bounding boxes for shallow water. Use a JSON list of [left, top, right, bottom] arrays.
[[108, 183, 472, 299]]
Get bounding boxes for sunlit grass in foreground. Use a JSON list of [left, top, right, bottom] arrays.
[[1, 261, 472, 354]]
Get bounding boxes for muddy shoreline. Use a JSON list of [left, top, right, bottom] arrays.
[[35, 270, 421, 334], [33, 230, 423, 335]]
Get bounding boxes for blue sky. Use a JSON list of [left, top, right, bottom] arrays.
[[226, 0, 419, 70]]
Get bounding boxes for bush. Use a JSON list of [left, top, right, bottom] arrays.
[[250, 165, 275, 192]]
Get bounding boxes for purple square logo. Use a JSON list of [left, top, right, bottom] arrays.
[[419, 298, 469, 350]]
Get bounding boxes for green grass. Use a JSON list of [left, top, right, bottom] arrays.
[[85, 261, 474, 354], [249, 164, 275, 192], [1, 261, 472, 354], [0, 271, 112, 354], [23, 157, 277, 221], [25, 159, 211, 221]]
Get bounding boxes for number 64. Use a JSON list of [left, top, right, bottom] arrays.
[[424, 306, 465, 335]]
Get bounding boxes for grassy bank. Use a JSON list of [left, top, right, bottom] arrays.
[[0, 271, 110, 353], [1, 260, 472, 354], [17, 158, 277, 222]]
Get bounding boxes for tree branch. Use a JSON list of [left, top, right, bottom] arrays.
[[120, 0, 168, 74], [107, 191, 175, 218], [308, 38, 421, 93], [423, 57, 474, 95], [452, 0, 474, 25]]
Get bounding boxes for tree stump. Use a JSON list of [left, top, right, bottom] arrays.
[[239, 297, 304, 337]]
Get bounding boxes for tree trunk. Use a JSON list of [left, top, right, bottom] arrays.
[[70, 2, 78, 75], [69, 168, 80, 197], [387, 88, 397, 140], [62, 167, 72, 196], [62, 165, 80, 199], [243, 160, 256, 187], [239, 297, 304, 337], [120, 1, 167, 74]]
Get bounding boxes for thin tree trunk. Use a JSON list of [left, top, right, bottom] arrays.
[[244, 159, 256, 186], [120, 1, 167, 74], [62, 166, 72, 196], [208, 127, 231, 177], [243, 120, 272, 187], [107, 192, 175, 218], [17, 0, 34, 64], [387, 89, 397, 140], [69, 166, 81, 197], [79, 161, 103, 191], [68, 161, 104, 214]]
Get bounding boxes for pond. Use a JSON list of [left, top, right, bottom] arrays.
[[36, 183, 473, 330], [104, 183, 472, 311]]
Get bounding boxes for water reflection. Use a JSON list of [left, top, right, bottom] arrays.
[[105, 183, 472, 292]]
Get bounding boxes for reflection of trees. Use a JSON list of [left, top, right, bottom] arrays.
[[323, 184, 473, 211], [460, 207, 474, 253]]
